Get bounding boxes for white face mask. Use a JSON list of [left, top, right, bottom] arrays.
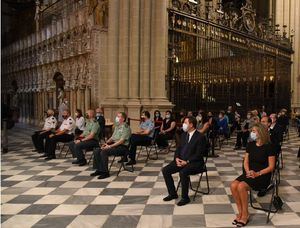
[[165, 114, 170, 119], [115, 116, 120, 124], [250, 132, 257, 141], [182, 123, 189, 132]]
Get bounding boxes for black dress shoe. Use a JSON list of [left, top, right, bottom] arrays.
[[72, 160, 80, 164], [177, 198, 190, 206], [126, 160, 136, 166], [97, 173, 110, 179], [78, 160, 87, 166], [163, 194, 178, 201], [45, 157, 55, 161], [90, 171, 103, 176]]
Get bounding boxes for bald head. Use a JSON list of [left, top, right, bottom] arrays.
[[86, 109, 95, 119]]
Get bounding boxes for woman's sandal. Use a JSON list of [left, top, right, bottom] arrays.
[[236, 219, 249, 227], [232, 219, 239, 225]]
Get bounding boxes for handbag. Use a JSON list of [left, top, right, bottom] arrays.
[[273, 195, 283, 210]]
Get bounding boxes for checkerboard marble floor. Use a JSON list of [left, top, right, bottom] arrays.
[[1, 124, 300, 228]]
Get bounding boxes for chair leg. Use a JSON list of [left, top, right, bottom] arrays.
[[108, 156, 116, 172], [137, 146, 142, 161], [58, 143, 66, 158], [191, 171, 210, 200], [64, 148, 70, 158], [176, 180, 181, 193], [87, 153, 94, 165]]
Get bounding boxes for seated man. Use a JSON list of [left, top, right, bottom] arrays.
[[32, 109, 57, 154], [125, 111, 154, 165], [70, 109, 100, 166], [95, 107, 106, 140], [162, 116, 207, 206], [44, 110, 75, 160], [90, 112, 131, 179]]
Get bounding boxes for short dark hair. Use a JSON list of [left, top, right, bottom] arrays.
[[120, 112, 127, 121], [166, 110, 172, 115], [143, 111, 150, 119], [76, 109, 83, 117], [184, 116, 197, 128]]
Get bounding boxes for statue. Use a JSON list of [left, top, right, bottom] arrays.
[[57, 87, 65, 105], [88, 0, 108, 27]]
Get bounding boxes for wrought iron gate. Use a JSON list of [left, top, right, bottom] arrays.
[[167, 0, 292, 114]]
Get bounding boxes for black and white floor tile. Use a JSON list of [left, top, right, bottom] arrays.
[[1, 124, 300, 227]]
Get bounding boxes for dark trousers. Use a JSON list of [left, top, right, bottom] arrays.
[[128, 134, 152, 161], [156, 133, 174, 148], [69, 139, 99, 162], [235, 131, 249, 147], [45, 134, 74, 158], [162, 160, 204, 199], [31, 131, 51, 152], [93, 145, 129, 173]]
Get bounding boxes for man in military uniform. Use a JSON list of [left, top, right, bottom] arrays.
[[70, 109, 100, 166], [90, 112, 131, 179], [31, 109, 57, 154], [44, 110, 75, 160]]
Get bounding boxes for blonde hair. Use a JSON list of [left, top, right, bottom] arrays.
[[252, 123, 270, 145]]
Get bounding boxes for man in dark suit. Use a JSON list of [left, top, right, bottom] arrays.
[[162, 116, 207, 206]]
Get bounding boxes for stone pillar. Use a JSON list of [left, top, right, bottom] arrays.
[[106, 0, 119, 99], [140, 0, 151, 102], [291, 0, 300, 111], [76, 89, 81, 111], [85, 87, 91, 110], [118, 0, 129, 101], [127, 0, 142, 131]]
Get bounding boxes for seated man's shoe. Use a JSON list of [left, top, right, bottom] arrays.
[[45, 157, 55, 161], [78, 160, 87, 166], [97, 172, 110, 179], [177, 198, 190, 206], [118, 157, 128, 163], [163, 194, 178, 201], [126, 160, 136, 166], [72, 160, 80, 164], [90, 170, 103, 176]]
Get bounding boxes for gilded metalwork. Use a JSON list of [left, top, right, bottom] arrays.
[[167, 0, 293, 114]]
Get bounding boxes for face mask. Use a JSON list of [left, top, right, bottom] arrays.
[[182, 123, 189, 132], [64, 101, 68, 105], [165, 114, 170, 119], [115, 116, 120, 124], [155, 113, 160, 118], [247, 115, 251, 119], [250, 132, 257, 141]]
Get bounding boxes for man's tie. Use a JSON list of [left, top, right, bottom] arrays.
[[180, 133, 190, 159]]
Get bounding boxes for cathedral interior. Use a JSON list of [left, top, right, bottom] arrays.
[[1, 1, 300, 228]]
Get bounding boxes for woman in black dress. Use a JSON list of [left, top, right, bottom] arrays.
[[230, 123, 276, 227], [155, 110, 176, 149]]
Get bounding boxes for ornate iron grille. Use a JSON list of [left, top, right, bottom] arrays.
[[167, 1, 292, 114]]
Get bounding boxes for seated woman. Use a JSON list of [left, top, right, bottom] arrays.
[[153, 110, 163, 135], [196, 111, 210, 134], [75, 109, 85, 136], [156, 110, 176, 149], [230, 123, 276, 227]]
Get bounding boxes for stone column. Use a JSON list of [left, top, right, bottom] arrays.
[[140, 0, 151, 103], [106, 0, 119, 99], [76, 89, 81, 111], [148, 0, 174, 115], [118, 0, 129, 101], [291, 0, 300, 111], [127, 0, 142, 132], [85, 87, 91, 110]]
